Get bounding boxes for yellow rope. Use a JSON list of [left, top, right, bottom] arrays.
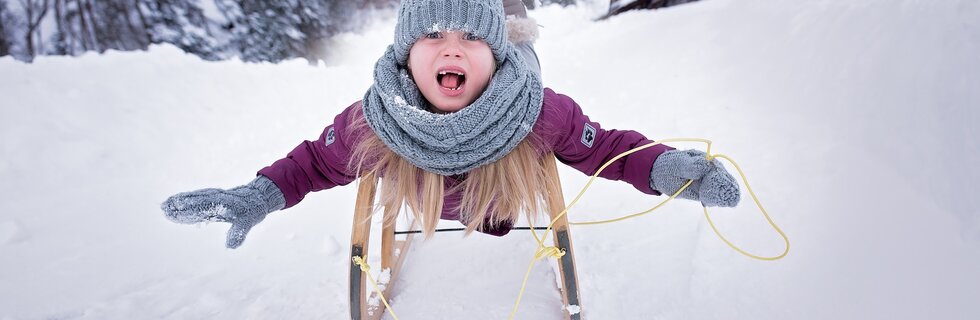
[[508, 138, 790, 318], [358, 138, 789, 319], [352, 256, 401, 320], [507, 246, 566, 319], [702, 154, 790, 260]]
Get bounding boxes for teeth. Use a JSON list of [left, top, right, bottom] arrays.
[[438, 70, 464, 91]]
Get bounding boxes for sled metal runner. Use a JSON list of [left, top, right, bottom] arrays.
[[348, 154, 583, 319], [542, 155, 583, 320]]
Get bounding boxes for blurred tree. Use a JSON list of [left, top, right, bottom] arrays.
[[601, 0, 700, 20], [65, 0, 98, 52], [540, 0, 575, 6], [294, 0, 334, 63], [98, 0, 151, 51], [50, 0, 69, 54], [0, 0, 11, 56], [141, 0, 220, 60], [229, 0, 304, 62], [20, 0, 50, 59], [1, 0, 400, 62], [49, 0, 149, 55]]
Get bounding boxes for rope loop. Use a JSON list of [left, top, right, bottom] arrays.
[[508, 138, 790, 319], [535, 246, 566, 260], [352, 256, 370, 272]]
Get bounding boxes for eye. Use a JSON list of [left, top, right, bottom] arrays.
[[424, 32, 442, 39], [463, 32, 482, 41]]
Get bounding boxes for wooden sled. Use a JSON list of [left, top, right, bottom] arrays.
[[348, 154, 583, 319], [348, 172, 417, 320], [542, 155, 584, 319]]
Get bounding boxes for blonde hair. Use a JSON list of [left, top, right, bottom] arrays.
[[346, 106, 557, 237]]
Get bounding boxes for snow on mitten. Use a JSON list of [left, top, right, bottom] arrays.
[[161, 176, 286, 248], [650, 149, 740, 207]]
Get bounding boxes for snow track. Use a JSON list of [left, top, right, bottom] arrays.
[[2, 0, 980, 318]]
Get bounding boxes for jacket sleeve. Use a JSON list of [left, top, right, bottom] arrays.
[[539, 89, 674, 195], [257, 102, 364, 208]]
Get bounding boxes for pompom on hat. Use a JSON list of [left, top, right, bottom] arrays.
[[392, 0, 511, 65]]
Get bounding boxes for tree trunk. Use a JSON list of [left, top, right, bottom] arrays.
[[53, 0, 70, 55], [23, 0, 35, 58], [23, 0, 51, 59], [0, 1, 9, 57], [123, 0, 147, 48], [66, 0, 81, 52], [35, 16, 42, 53], [133, 0, 151, 46], [82, 0, 105, 51], [76, 0, 92, 50]]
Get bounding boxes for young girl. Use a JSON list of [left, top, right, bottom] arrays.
[[162, 0, 740, 249]]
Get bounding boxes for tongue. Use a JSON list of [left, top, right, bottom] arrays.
[[440, 73, 461, 88]]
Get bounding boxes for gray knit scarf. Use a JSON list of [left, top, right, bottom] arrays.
[[361, 44, 544, 176]]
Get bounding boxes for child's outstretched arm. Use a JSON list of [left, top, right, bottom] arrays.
[[540, 89, 740, 208], [161, 176, 285, 249], [161, 102, 364, 248]]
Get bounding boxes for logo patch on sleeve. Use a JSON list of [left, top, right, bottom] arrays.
[[580, 123, 596, 148], [324, 126, 336, 146]]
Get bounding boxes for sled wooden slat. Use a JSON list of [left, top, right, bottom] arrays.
[[374, 210, 417, 311], [349, 173, 379, 320], [544, 155, 584, 319], [349, 173, 417, 320]]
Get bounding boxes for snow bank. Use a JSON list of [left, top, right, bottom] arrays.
[[2, 0, 979, 319]]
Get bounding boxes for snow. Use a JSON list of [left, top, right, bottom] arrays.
[[2, 0, 980, 319], [369, 268, 392, 307], [566, 304, 581, 315]]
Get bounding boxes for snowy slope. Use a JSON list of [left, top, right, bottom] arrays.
[[2, 0, 980, 319]]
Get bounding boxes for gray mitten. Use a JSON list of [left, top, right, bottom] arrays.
[[650, 149, 740, 207], [161, 176, 286, 248]]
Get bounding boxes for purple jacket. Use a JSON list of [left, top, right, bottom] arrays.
[[258, 88, 674, 235]]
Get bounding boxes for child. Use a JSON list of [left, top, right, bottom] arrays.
[[162, 0, 740, 249]]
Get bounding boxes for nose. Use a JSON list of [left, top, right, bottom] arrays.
[[440, 36, 464, 58]]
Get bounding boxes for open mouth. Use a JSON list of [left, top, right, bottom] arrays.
[[436, 68, 467, 91]]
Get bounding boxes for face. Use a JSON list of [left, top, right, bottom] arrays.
[[408, 30, 495, 113]]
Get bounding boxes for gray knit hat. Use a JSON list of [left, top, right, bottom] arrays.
[[393, 0, 510, 65], [362, 0, 542, 176]]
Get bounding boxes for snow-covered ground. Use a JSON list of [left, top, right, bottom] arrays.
[[3, 0, 980, 319]]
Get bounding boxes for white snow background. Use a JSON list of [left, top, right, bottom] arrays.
[[2, 0, 980, 319]]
